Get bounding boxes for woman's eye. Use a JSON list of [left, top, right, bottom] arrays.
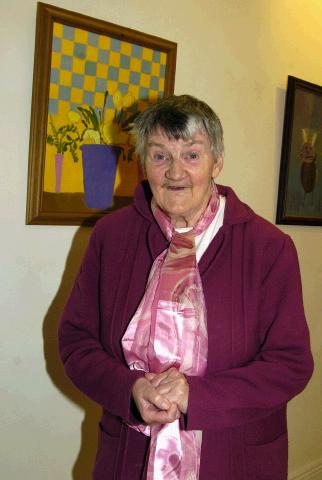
[[185, 152, 199, 160], [153, 153, 167, 162]]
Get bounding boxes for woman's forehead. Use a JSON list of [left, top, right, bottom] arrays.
[[147, 127, 210, 147]]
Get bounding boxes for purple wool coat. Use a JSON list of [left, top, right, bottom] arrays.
[[59, 182, 313, 480]]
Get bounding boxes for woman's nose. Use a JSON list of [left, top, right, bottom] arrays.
[[166, 156, 185, 180]]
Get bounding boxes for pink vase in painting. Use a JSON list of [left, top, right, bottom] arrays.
[[55, 153, 64, 193]]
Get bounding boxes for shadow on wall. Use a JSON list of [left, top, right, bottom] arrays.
[[42, 226, 101, 480]]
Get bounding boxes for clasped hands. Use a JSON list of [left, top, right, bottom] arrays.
[[132, 367, 189, 426]]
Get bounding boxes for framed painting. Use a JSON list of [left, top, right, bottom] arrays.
[[26, 2, 177, 225], [276, 76, 322, 225]]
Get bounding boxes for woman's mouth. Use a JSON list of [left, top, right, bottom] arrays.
[[166, 186, 188, 191]]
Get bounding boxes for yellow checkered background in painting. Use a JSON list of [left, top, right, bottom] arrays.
[[49, 22, 166, 116], [44, 22, 167, 194]]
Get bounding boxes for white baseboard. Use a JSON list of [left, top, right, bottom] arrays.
[[289, 459, 322, 480]]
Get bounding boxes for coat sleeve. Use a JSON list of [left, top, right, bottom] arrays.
[[186, 235, 313, 430], [58, 223, 144, 421]]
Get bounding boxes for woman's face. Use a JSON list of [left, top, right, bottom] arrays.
[[145, 128, 223, 228]]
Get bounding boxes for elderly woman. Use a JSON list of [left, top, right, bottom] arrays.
[[59, 95, 313, 480]]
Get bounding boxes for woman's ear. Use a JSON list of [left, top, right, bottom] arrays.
[[212, 154, 224, 179]]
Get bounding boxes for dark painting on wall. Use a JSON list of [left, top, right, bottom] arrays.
[[276, 76, 322, 226]]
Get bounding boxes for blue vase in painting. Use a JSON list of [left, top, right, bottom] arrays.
[[81, 144, 122, 209]]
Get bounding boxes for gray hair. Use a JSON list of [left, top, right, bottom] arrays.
[[131, 94, 224, 166]]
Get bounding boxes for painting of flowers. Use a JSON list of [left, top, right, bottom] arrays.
[[45, 87, 140, 210], [26, 3, 176, 224]]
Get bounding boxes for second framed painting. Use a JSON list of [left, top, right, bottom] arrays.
[[276, 76, 322, 226], [26, 2, 177, 225]]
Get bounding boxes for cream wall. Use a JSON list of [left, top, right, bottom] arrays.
[[1, 0, 321, 478]]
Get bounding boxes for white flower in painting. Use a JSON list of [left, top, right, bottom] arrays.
[[83, 129, 100, 144]]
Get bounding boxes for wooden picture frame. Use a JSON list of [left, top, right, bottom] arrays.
[[26, 2, 177, 225], [276, 76, 322, 225]]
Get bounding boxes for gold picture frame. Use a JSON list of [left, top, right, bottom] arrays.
[[26, 2, 177, 225]]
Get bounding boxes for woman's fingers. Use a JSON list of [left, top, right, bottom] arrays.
[[141, 368, 189, 415], [131, 377, 179, 425], [155, 374, 189, 414], [133, 377, 170, 409], [150, 390, 171, 411], [148, 367, 180, 387], [147, 402, 180, 425]]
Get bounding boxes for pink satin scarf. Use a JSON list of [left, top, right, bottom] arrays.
[[122, 185, 220, 480]]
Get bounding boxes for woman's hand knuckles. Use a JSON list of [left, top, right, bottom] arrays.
[[153, 392, 163, 404]]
